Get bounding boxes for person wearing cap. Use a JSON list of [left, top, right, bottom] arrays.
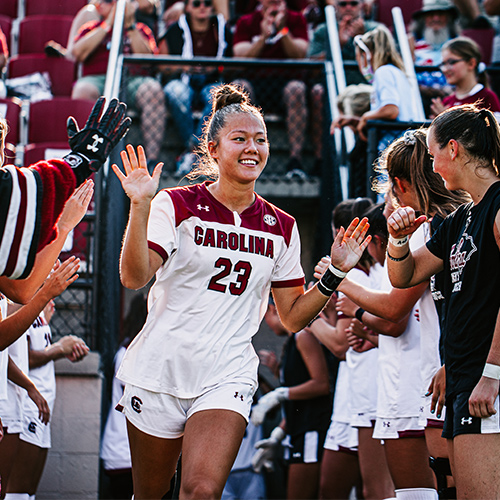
[[409, 0, 461, 116]]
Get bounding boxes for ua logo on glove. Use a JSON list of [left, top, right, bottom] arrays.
[[87, 134, 104, 153], [63, 96, 131, 185]]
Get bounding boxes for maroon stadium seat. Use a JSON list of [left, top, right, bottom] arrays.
[[462, 28, 495, 65], [9, 54, 77, 96], [375, 0, 423, 28], [23, 142, 71, 166], [28, 97, 94, 144], [0, 0, 18, 19], [25, 0, 88, 17], [18, 15, 73, 54]]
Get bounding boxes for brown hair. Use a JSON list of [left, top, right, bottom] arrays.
[[375, 128, 470, 218], [442, 36, 487, 86], [189, 84, 267, 180], [357, 25, 405, 72], [431, 104, 500, 178]]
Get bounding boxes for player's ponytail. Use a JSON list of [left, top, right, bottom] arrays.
[[431, 104, 500, 178]]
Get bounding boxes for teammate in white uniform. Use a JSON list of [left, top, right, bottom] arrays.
[[336, 199, 438, 500], [5, 302, 88, 500], [111, 83, 372, 499]]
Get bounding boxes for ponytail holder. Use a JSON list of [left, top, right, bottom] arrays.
[[478, 62, 486, 74], [403, 130, 416, 146]]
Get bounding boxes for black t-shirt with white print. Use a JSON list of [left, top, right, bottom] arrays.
[[426, 181, 500, 398]]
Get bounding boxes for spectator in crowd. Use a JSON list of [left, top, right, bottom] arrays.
[[71, 0, 166, 165], [4, 302, 89, 500], [232, 0, 310, 177], [46, 0, 159, 58], [409, 0, 460, 116], [308, 0, 380, 177], [162, 0, 229, 28], [0, 26, 8, 99], [430, 36, 500, 118], [308, 0, 380, 86], [158, 0, 232, 176]]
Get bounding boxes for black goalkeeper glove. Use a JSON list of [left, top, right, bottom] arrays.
[[63, 96, 132, 185]]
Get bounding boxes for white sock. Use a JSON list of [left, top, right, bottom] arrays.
[[395, 488, 438, 500], [29, 496, 35, 500], [4, 494, 30, 500]]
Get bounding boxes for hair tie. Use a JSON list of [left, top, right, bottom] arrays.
[[478, 62, 487, 74], [403, 130, 416, 145]]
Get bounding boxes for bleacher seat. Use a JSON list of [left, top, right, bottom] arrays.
[[18, 15, 73, 55], [375, 0, 423, 28], [28, 97, 94, 144], [462, 28, 495, 65], [9, 55, 77, 96], [23, 142, 71, 166], [0, 97, 22, 165], [25, 0, 88, 17], [0, 0, 18, 19], [0, 15, 12, 53]]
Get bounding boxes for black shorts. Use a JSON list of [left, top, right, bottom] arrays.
[[284, 429, 327, 465], [442, 391, 500, 439]]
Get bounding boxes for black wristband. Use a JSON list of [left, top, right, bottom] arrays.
[[386, 249, 410, 262], [355, 307, 365, 322], [307, 315, 321, 328], [317, 266, 345, 297]]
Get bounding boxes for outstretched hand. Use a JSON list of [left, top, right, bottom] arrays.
[[387, 207, 427, 240], [112, 144, 163, 204], [64, 97, 131, 184], [330, 217, 371, 273]]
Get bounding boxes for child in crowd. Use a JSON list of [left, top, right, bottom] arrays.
[[431, 37, 500, 118]]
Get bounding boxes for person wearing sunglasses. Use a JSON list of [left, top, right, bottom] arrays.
[[430, 36, 500, 119], [158, 0, 233, 176]]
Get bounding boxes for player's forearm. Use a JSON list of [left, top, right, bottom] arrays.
[[0, 288, 52, 350], [120, 202, 154, 289], [29, 345, 64, 369], [7, 357, 36, 392], [0, 226, 72, 304]]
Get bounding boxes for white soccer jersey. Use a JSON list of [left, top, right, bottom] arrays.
[[0, 294, 8, 400], [376, 256, 422, 419], [101, 346, 131, 470], [345, 265, 381, 427], [25, 313, 56, 406], [0, 332, 29, 424], [412, 223, 442, 397], [118, 183, 305, 398]]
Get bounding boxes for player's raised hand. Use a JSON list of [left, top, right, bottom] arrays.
[[330, 217, 371, 273], [112, 144, 163, 204]]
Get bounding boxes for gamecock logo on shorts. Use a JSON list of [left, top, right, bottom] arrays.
[[131, 396, 143, 413]]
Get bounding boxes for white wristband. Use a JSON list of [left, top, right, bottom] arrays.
[[329, 264, 347, 279], [482, 363, 500, 380], [389, 235, 409, 247]]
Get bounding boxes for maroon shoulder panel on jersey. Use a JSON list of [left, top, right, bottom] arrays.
[[166, 183, 297, 247]]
